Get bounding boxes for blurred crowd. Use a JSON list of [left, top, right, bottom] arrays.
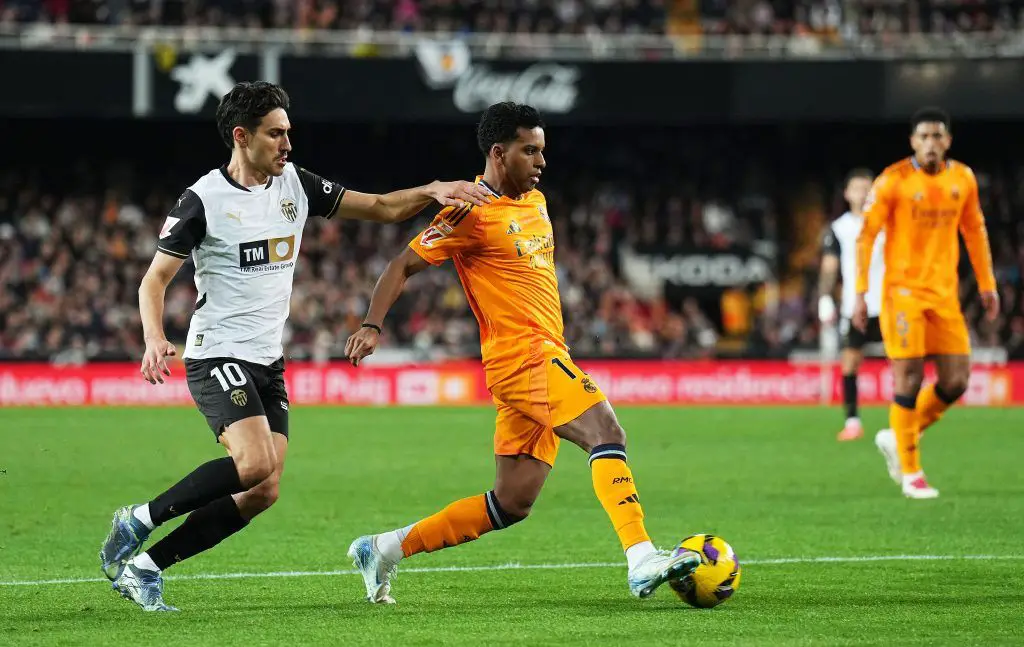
[[702, 1, 1024, 36], [0, 0, 667, 33], [2, 0, 1023, 35], [1, 122, 1022, 364]]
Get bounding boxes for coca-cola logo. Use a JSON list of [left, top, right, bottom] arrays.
[[415, 40, 579, 114], [453, 63, 578, 113]]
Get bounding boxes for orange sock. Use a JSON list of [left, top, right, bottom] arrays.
[[401, 491, 516, 558], [916, 384, 956, 433], [589, 444, 651, 552], [891, 397, 922, 475]]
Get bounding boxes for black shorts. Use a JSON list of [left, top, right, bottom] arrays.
[[185, 357, 289, 439], [841, 317, 883, 350]]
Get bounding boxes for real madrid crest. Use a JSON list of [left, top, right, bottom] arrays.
[[280, 198, 298, 223]]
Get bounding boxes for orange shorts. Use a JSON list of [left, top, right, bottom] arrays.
[[880, 290, 970, 360], [490, 348, 607, 467]]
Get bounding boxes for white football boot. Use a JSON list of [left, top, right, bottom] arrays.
[[902, 472, 940, 499], [874, 429, 902, 484], [627, 549, 701, 599], [348, 535, 398, 604]]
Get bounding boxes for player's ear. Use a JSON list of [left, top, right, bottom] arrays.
[[232, 126, 249, 149], [489, 143, 505, 164]]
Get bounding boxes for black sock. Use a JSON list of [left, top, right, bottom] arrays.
[[149, 457, 244, 526], [894, 393, 917, 410], [484, 490, 525, 530], [843, 373, 858, 419], [147, 496, 248, 570]]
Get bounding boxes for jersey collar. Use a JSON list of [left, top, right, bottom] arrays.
[[220, 164, 274, 192], [909, 157, 951, 172], [476, 177, 503, 199]]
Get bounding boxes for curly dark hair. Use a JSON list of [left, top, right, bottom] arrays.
[[911, 106, 951, 134], [476, 102, 545, 156], [215, 81, 291, 149]]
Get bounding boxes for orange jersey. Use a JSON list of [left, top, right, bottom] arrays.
[[857, 157, 995, 302], [409, 180, 566, 385]]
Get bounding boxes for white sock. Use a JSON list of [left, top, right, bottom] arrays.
[[132, 552, 160, 572], [396, 523, 415, 543], [377, 527, 412, 564], [845, 416, 861, 426], [132, 503, 155, 530], [625, 540, 656, 571]]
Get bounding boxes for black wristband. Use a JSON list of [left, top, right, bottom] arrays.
[[361, 323, 382, 334]]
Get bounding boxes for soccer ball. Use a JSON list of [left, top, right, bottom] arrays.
[[668, 534, 741, 608]]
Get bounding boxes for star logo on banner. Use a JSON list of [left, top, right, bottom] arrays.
[[170, 49, 237, 114]]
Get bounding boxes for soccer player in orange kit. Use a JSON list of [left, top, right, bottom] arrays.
[[342, 102, 700, 603], [854, 107, 998, 499]]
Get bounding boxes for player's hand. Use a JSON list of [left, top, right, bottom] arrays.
[[345, 326, 380, 367], [818, 295, 837, 325], [980, 290, 1000, 322], [427, 180, 494, 209], [140, 339, 176, 384], [851, 295, 868, 333]]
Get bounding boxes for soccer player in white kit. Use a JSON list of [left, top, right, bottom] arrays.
[[98, 81, 493, 611], [818, 169, 886, 441]]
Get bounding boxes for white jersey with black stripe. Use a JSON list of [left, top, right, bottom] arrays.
[[823, 211, 885, 319], [157, 162, 345, 365]]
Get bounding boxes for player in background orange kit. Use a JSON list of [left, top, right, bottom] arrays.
[[342, 102, 700, 603], [853, 107, 998, 499]]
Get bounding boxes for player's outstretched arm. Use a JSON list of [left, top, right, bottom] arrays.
[[138, 252, 186, 384], [345, 247, 432, 366], [960, 173, 999, 321], [335, 181, 492, 224]]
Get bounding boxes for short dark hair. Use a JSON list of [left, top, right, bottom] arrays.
[[845, 168, 874, 185], [911, 107, 951, 134], [476, 102, 545, 156], [215, 81, 291, 149]]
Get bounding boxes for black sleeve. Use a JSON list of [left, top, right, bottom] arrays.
[[821, 225, 841, 257], [296, 165, 346, 220], [157, 189, 206, 258]]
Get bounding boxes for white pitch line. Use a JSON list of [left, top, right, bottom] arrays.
[[2, 554, 1022, 588]]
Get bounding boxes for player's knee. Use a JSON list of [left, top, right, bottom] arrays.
[[233, 449, 276, 489], [503, 493, 535, 521], [493, 490, 532, 524], [236, 476, 280, 517], [248, 480, 281, 513], [938, 375, 969, 402], [596, 421, 626, 449], [895, 364, 925, 397]]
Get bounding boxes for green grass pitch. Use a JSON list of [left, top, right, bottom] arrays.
[[2, 405, 1023, 646]]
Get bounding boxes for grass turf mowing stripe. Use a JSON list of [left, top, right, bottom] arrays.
[[3, 554, 1023, 587]]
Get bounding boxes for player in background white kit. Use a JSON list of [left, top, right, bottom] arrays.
[[818, 169, 886, 441], [98, 82, 493, 611]]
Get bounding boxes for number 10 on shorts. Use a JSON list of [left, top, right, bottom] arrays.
[[210, 363, 248, 391]]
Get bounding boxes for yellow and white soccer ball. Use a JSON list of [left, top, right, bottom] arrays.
[[668, 534, 741, 608]]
